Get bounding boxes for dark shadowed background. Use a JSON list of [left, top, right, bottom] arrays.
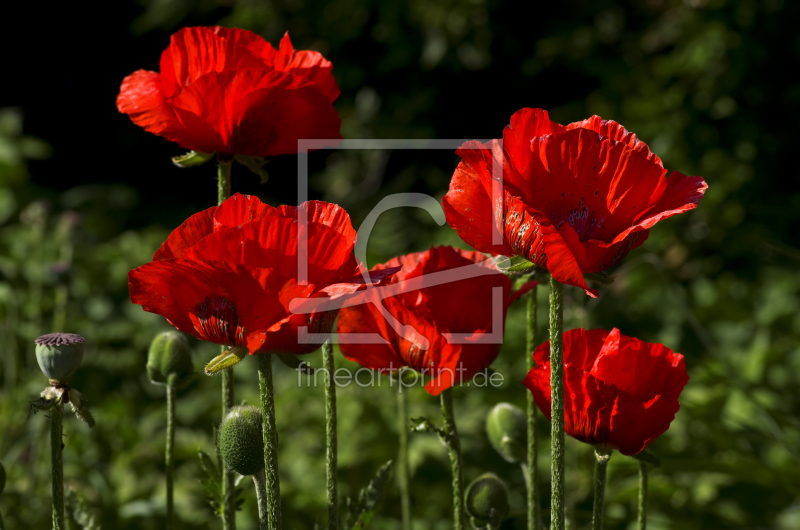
[[1, 0, 799, 528]]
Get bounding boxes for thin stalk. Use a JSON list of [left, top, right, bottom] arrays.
[[397, 388, 411, 530], [323, 341, 338, 530], [218, 158, 237, 530], [638, 461, 648, 530], [258, 354, 282, 530], [526, 286, 540, 530], [253, 469, 269, 530], [166, 374, 176, 530], [440, 387, 465, 529], [591, 449, 612, 530], [549, 276, 565, 530], [50, 403, 65, 530], [0, 511, 5, 530]]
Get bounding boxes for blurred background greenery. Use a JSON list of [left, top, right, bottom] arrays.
[[1, 0, 799, 528]]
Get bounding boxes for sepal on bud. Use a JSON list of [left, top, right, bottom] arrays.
[[219, 406, 264, 476], [147, 331, 194, 387], [234, 155, 270, 184], [34, 333, 85, 382], [486, 402, 526, 463], [465, 473, 509, 529], [205, 346, 248, 375], [172, 150, 215, 168]]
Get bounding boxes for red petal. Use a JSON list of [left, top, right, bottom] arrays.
[[271, 32, 341, 102], [153, 206, 215, 260], [276, 201, 356, 243], [213, 193, 277, 230], [634, 171, 708, 229], [502, 108, 564, 176], [556, 221, 650, 275], [117, 70, 186, 146], [567, 116, 663, 167]]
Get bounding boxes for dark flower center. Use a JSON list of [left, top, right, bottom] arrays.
[[192, 296, 245, 346]]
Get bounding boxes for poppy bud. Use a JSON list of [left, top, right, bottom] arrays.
[[486, 402, 526, 463], [146, 331, 194, 387], [0, 460, 5, 495], [34, 333, 85, 382], [465, 473, 509, 529], [219, 406, 264, 476]]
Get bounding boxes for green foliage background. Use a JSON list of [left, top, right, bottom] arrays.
[[1, 0, 799, 528]]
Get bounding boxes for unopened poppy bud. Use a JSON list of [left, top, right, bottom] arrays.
[[34, 333, 85, 382], [219, 406, 264, 476], [486, 402, 526, 463], [146, 331, 194, 387], [465, 473, 509, 529], [0, 460, 5, 495]]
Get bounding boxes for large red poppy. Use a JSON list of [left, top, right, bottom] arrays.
[[129, 193, 391, 355], [117, 27, 342, 157], [442, 108, 707, 296], [335, 246, 521, 395], [523, 328, 688, 455]]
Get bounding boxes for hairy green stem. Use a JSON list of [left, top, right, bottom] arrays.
[[440, 388, 465, 529], [638, 460, 648, 530], [592, 449, 612, 530], [549, 276, 565, 530], [51, 403, 65, 530], [323, 341, 338, 530], [217, 158, 237, 530], [397, 388, 411, 530], [526, 286, 540, 530], [166, 374, 176, 530], [253, 469, 269, 530], [258, 354, 282, 530]]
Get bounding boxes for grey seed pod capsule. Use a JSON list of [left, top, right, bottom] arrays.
[[465, 473, 509, 529], [219, 406, 264, 476], [486, 402, 527, 463], [34, 333, 85, 382], [146, 331, 194, 387]]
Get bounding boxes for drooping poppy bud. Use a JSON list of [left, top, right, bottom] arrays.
[[219, 406, 264, 476], [465, 473, 509, 529], [486, 402, 526, 463], [34, 333, 85, 383], [146, 331, 194, 387]]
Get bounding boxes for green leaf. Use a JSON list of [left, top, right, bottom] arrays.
[[494, 255, 538, 273], [235, 155, 270, 184], [66, 489, 100, 530], [198, 450, 221, 487], [409, 416, 444, 437], [346, 460, 394, 529], [172, 150, 214, 168], [205, 346, 248, 375], [630, 449, 661, 468]]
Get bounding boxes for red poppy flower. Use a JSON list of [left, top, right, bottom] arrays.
[[117, 27, 342, 157], [523, 328, 688, 455], [442, 108, 707, 296], [335, 246, 520, 395], [129, 193, 391, 356]]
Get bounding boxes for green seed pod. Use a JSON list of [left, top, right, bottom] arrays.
[[0, 460, 5, 496], [34, 333, 85, 382], [146, 331, 194, 387], [219, 406, 264, 476], [465, 473, 509, 529], [486, 402, 526, 463]]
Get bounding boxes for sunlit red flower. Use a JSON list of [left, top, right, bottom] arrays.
[[523, 328, 688, 455], [336, 246, 524, 395], [442, 108, 707, 296], [129, 193, 391, 355], [117, 27, 342, 157]]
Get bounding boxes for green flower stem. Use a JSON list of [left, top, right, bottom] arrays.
[[440, 387, 465, 529], [166, 374, 176, 530], [323, 341, 338, 530], [218, 158, 237, 530], [50, 402, 65, 530], [592, 449, 612, 530], [397, 388, 412, 530], [549, 276, 565, 530], [638, 461, 648, 530], [253, 469, 269, 530], [258, 354, 282, 530], [526, 286, 540, 530]]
